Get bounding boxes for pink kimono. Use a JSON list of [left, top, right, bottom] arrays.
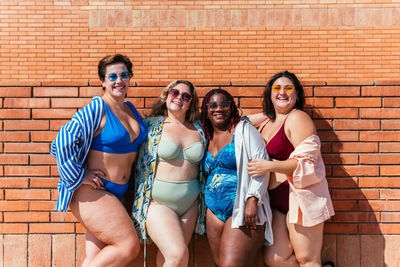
[[287, 135, 335, 226]]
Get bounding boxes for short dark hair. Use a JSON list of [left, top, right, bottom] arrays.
[[262, 70, 305, 120], [201, 88, 241, 140], [98, 54, 133, 84]]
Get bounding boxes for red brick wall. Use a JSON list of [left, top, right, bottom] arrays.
[[1, 1, 400, 266], [1, 82, 400, 266]]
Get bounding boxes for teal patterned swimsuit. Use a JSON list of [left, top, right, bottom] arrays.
[[203, 135, 237, 222]]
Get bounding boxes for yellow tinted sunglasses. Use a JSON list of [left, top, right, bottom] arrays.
[[272, 85, 294, 93]]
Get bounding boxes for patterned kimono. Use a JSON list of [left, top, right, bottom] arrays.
[[132, 116, 207, 241]]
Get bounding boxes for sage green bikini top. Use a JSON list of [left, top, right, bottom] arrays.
[[158, 138, 204, 165]]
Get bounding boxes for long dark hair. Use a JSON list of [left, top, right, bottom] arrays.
[[262, 70, 305, 120], [201, 89, 241, 140]]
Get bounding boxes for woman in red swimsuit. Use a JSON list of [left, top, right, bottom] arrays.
[[247, 71, 335, 267]]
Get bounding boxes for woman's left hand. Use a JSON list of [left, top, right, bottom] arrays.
[[247, 159, 269, 177], [244, 196, 259, 230]]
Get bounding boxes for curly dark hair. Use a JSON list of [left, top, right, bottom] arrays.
[[98, 54, 133, 88], [201, 88, 241, 140], [263, 70, 305, 120]]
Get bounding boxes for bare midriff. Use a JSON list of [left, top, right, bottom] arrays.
[[86, 149, 138, 184]]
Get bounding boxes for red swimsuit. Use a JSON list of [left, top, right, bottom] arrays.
[[264, 122, 294, 214]]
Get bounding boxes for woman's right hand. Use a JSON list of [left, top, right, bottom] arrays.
[[82, 169, 106, 190]]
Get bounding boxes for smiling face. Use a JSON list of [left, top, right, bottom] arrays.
[[165, 82, 192, 115], [270, 77, 298, 114], [206, 93, 232, 129], [101, 63, 130, 99]]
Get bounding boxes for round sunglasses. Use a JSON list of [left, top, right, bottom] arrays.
[[107, 71, 131, 82], [168, 88, 193, 103]]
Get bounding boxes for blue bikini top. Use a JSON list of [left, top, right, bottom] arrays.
[[90, 101, 146, 154]]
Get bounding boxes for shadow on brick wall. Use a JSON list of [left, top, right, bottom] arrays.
[[313, 109, 383, 267]]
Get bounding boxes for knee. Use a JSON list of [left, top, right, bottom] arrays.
[[163, 245, 189, 266], [219, 254, 242, 267], [118, 233, 140, 262], [295, 253, 319, 266], [264, 248, 297, 267]]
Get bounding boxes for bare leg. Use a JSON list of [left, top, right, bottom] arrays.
[[70, 185, 140, 267], [81, 231, 106, 267], [219, 217, 265, 267], [146, 200, 198, 267], [205, 209, 225, 265], [287, 220, 324, 267], [263, 209, 299, 267]]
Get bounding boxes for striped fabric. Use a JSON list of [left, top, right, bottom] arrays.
[[50, 96, 104, 212]]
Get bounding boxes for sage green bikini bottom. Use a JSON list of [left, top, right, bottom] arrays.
[[152, 178, 200, 216]]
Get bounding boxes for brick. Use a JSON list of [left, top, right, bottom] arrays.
[[3, 235, 27, 266], [361, 153, 400, 164], [0, 132, 30, 142], [51, 212, 79, 223], [382, 119, 400, 130], [30, 154, 56, 165], [359, 178, 400, 188], [31, 131, 58, 142], [0, 223, 28, 234], [382, 212, 400, 223], [314, 86, 360, 96], [0, 109, 30, 119], [4, 211, 49, 222], [384, 235, 400, 267], [331, 189, 379, 200], [51, 97, 91, 108], [361, 235, 384, 267], [332, 142, 378, 152], [0, 177, 29, 188], [334, 119, 380, 130], [0, 154, 28, 164], [33, 87, 78, 97], [337, 235, 360, 267], [360, 131, 400, 142], [52, 234, 76, 267], [29, 201, 56, 211], [32, 108, 76, 119], [30, 177, 58, 188], [383, 97, 400, 107], [50, 119, 69, 131], [361, 108, 400, 119], [358, 200, 400, 212], [327, 177, 358, 188], [306, 97, 333, 108], [313, 108, 358, 119], [30, 223, 75, 234], [0, 87, 32, 97], [323, 223, 358, 234], [5, 189, 50, 200], [4, 119, 49, 130], [4, 142, 49, 153], [381, 166, 400, 176], [381, 189, 400, 199], [5, 165, 49, 176], [0, 201, 29, 211], [362, 86, 400, 96], [360, 224, 400, 234], [333, 212, 379, 223], [332, 165, 379, 177], [4, 97, 50, 108], [79, 87, 103, 97], [76, 234, 86, 267], [332, 200, 358, 211], [28, 235, 51, 267]]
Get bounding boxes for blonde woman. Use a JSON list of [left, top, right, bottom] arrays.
[[132, 80, 206, 266]]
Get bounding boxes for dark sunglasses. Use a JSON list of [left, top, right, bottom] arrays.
[[107, 71, 130, 82], [169, 88, 193, 103], [206, 100, 231, 110]]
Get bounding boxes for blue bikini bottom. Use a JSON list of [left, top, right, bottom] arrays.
[[99, 177, 129, 200]]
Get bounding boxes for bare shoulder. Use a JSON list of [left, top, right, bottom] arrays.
[[285, 109, 316, 146]]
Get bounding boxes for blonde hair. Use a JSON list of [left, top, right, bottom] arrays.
[[149, 80, 200, 123]]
